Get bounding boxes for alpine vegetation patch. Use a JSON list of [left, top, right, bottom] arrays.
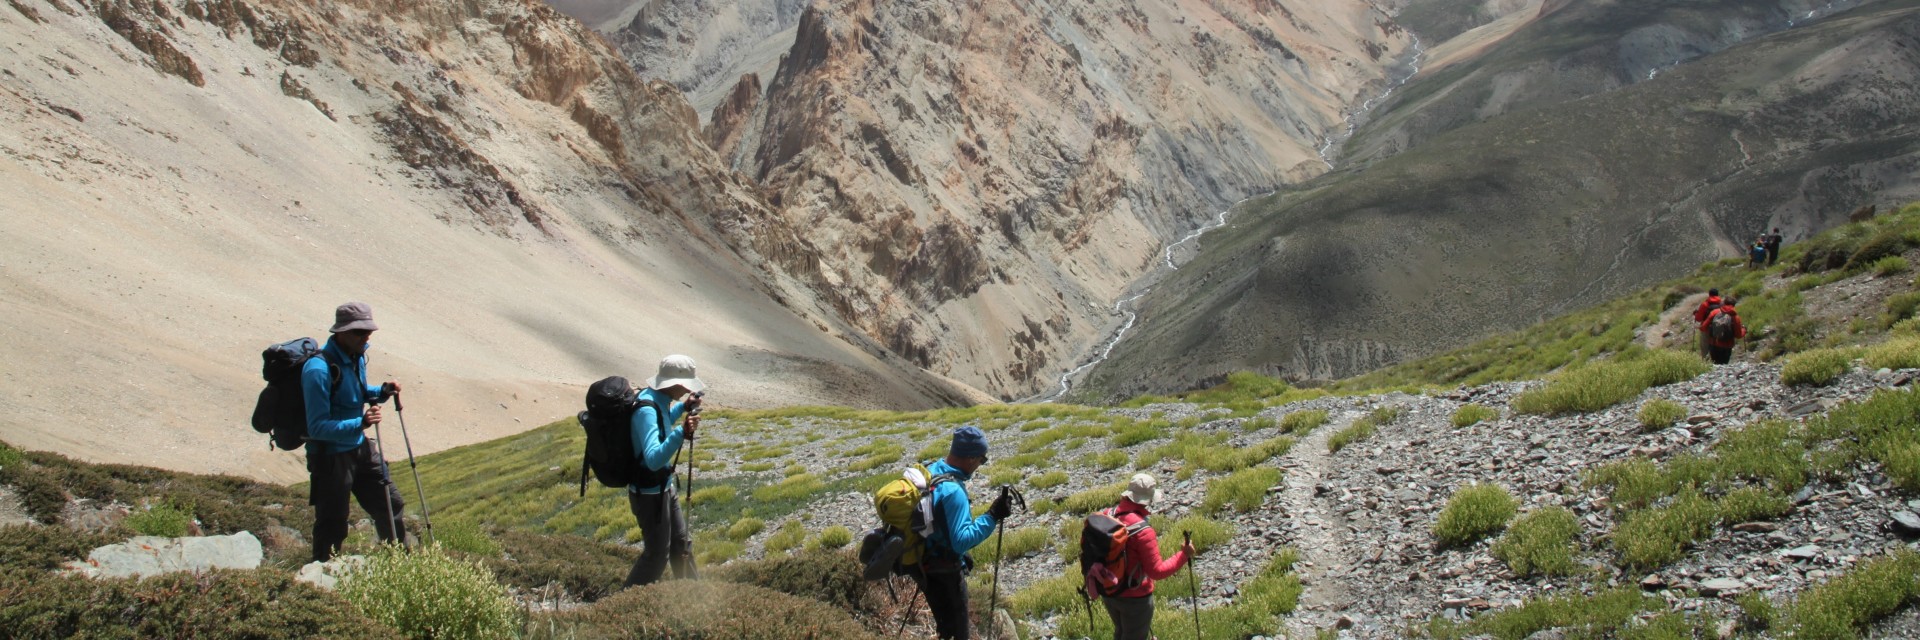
[[1490, 507, 1582, 577], [1281, 409, 1329, 434], [1637, 398, 1687, 432], [1328, 405, 1400, 453], [1450, 403, 1498, 427], [340, 544, 519, 640], [1512, 349, 1707, 415], [1611, 489, 1717, 569], [1433, 482, 1517, 548], [1780, 347, 1858, 387], [1784, 549, 1920, 639], [1201, 467, 1282, 515]]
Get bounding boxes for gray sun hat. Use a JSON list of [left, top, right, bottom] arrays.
[[329, 302, 378, 333], [646, 354, 706, 393], [1120, 473, 1162, 507]]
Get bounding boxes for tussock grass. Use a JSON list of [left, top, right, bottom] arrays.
[[1784, 549, 1920, 639], [436, 518, 501, 557], [1490, 507, 1582, 577], [1874, 255, 1910, 277], [1512, 349, 1707, 415], [1328, 406, 1401, 453], [753, 473, 825, 503], [807, 525, 853, 551], [1782, 347, 1859, 387], [727, 517, 764, 541], [1049, 481, 1127, 515], [690, 485, 737, 506], [1241, 415, 1278, 432], [1281, 409, 1329, 434], [1029, 470, 1069, 489], [764, 520, 805, 555], [1149, 514, 1235, 557], [1202, 467, 1282, 515], [1712, 420, 1807, 492], [1637, 399, 1686, 432], [1865, 337, 1920, 369], [973, 526, 1051, 565], [1433, 483, 1517, 548], [1716, 487, 1792, 524], [1806, 387, 1920, 491], [1450, 403, 1498, 427], [1612, 490, 1717, 569], [124, 501, 193, 537], [1426, 587, 1663, 640], [1091, 449, 1130, 471], [1109, 419, 1168, 448]]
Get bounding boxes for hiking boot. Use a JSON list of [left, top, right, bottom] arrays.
[[863, 532, 905, 581], [857, 528, 884, 565]]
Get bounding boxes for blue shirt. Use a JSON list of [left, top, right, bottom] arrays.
[[301, 338, 385, 455], [925, 459, 999, 556], [629, 387, 689, 494]]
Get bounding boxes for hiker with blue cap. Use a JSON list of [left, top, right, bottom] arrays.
[[905, 425, 1010, 640]]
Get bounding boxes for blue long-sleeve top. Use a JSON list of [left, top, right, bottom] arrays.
[[926, 458, 999, 556], [629, 387, 689, 494], [301, 338, 386, 455]]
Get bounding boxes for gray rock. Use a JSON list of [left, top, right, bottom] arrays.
[[1782, 545, 1821, 560], [295, 555, 366, 591], [1732, 522, 1780, 534], [1697, 578, 1745, 596], [65, 532, 262, 579], [1891, 511, 1920, 537]]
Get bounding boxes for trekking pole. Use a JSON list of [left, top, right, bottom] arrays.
[[367, 416, 400, 547], [1184, 530, 1200, 640], [679, 391, 704, 578], [895, 579, 922, 638], [987, 485, 1027, 640], [392, 393, 434, 545]]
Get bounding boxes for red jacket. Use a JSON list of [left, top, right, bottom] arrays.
[[1693, 296, 1723, 324], [1109, 499, 1190, 597], [1700, 306, 1747, 348]]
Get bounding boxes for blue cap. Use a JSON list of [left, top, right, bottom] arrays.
[[949, 425, 989, 459]]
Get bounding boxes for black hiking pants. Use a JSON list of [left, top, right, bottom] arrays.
[[1710, 345, 1734, 364], [624, 486, 692, 587], [904, 562, 971, 639], [308, 440, 406, 562]]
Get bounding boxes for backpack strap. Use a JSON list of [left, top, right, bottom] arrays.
[[922, 473, 961, 557]]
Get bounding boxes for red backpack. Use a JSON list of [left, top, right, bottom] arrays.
[[1079, 508, 1150, 597]]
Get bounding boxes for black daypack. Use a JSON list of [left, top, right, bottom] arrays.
[[577, 376, 672, 496], [249, 337, 343, 450], [1709, 311, 1737, 342]]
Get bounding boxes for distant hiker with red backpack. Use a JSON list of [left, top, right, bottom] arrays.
[[1081, 473, 1194, 640], [622, 355, 705, 588], [1702, 299, 1747, 364], [303, 302, 406, 563], [1693, 289, 1723, 359]]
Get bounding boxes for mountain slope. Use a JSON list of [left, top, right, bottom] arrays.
[[1079, 0, 1920, 400], [0, 0, 981, 482]]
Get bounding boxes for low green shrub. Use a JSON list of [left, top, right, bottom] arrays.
[[1241, 415, 1278, 432], [1784, 549, 1920, 639], [1513, 350, 1707, 415], [1490, 507, 1582, 577], [339, 544, 518, 640], [1712, 420, 1808, 492], [0, 568, 399, 638], [1637, 399, 1687, 432], [973, 526, 1052, 565], [435, 518, 501, 557], [1612, 490, 1717, 569], [752, 473, 825, 503], [124, 501, 194, 537], [1281, 410, 1329, 434], [484, 529, 635, 602], [1433, 483, 1517, 548], [1716, 487, 1792, 524], [532, 580, 879, 639], [1092, 449, 1130, 471], [1866, 337, 1920, 370], [1451, 404, 1498, 427], [1426, 587, 1663, 640], [709, 548, 874, 612], [810, 525, 853, 550], [727, 517, 765, 542], [1110, 420, 1167, 448], [1201, 467, 1282, 515], [0, 525, 121, 574], [1056, 482, 1126, 515], [1781, 348, 1857, 387], [1875, 256, 1911, 277], [1328, 406, 1400, 453], [1030, 470, 1069, 489], [690, 485, 737, 506], [763, 520, 805, 555]]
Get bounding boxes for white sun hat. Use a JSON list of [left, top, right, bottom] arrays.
[[646, 354, 706, 393]]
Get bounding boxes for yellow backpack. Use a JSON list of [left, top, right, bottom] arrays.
[[872, 463, 956, 565]]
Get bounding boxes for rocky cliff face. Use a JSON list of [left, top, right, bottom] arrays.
[[0, 0, 980, 480], [564, 0, 808, 115], [687, 0, 1414, 399]]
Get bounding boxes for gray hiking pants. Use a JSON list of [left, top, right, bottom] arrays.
[[624, 486, 692, 587], [1101, 595, 1155, 640]]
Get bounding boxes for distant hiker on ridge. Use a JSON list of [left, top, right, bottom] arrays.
[[1765, 227, 1785, 266], [305, 302, 407, 562], [624, 355, 704, 588], [911, 426, 1010, 640], [1693, 288, 1723, 359], [1085, 473, 1194, 640], [1749, 238, 1768, 269], [1702, 298, 1747, 365]]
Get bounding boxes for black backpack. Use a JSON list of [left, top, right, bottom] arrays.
[[249, 337, 343, 450], [577, 376, 672, 496], [1709, 311, 1738, 342]]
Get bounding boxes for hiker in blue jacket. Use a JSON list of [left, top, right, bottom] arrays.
[[624, 354, 704, 587], [304, 302, 406, 563], [908, 425, 1012, 640]]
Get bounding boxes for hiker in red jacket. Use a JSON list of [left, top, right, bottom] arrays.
[[1701, 299, 1747, 365], [1098, 474, 1195, 640], [1693, 289, 1723, 359]]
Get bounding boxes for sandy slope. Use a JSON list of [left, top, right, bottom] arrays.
[[0, 1, 981, 483]]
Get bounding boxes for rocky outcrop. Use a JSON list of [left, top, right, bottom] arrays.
[[64, 532, 263, 579]]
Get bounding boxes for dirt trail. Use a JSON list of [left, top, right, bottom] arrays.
[[1279, 412, 1364, 637], [1644, 292, 1708, 350]]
